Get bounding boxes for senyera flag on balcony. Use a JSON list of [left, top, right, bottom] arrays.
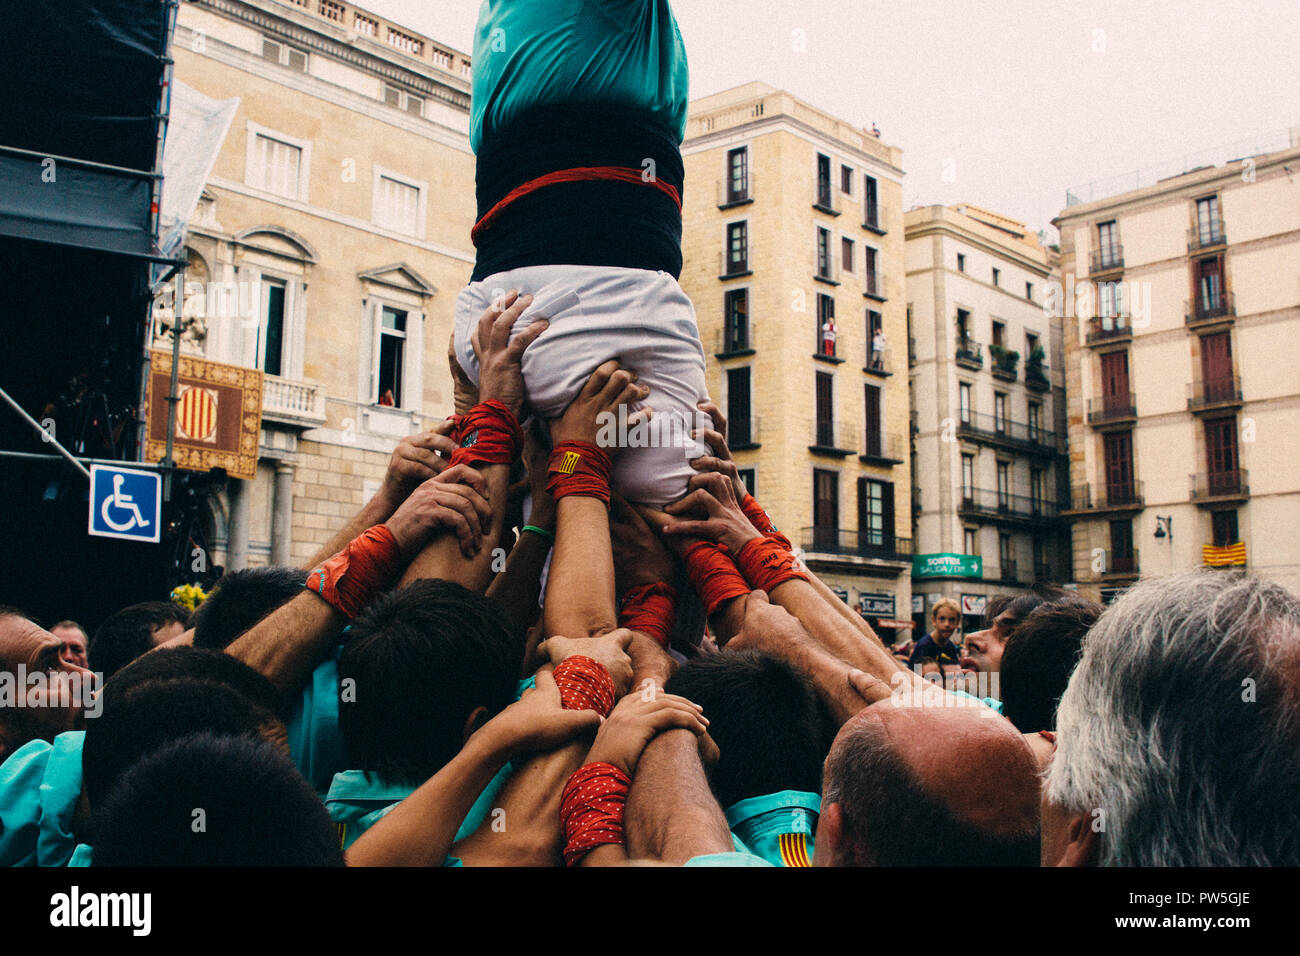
[[1202, 542, 1247, 568], [143, 350, 263, 480]]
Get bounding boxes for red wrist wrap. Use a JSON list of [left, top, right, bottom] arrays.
[[305, 525, 402, 619], [553, 655, 616, 717], [560, 762, 631, 867], [684, 541, 752, 616], [740, 493, 794, 552], [545, 440, 613, 506], [618, 582, 678, 649], [449, 400, 523, 467], [736, 536, 808, 594]]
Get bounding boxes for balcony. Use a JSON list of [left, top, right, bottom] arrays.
[[813, 181, 840, 216], [958, 487, 1060, 526], [1187, 374, 1243, 413], [859, 430, 906, 466], [809, 420, 857, 457], [1085, 315, 1133, 347], [1190, 469, 1249, 504], [956, 411, 1060, 457], [864, 346, 894, 377], [1185, 291, 1235, 327], [1087, 394, 1137, 427], [989, 344, 1020, 382], [802, 527, 912, 563], [1089, 246, 1125, 274], [862, 200, 886, 235], [1068, 481, 1145, 513], [1187, 220, 1226, 252], [717, 172, 755, 209], [1025, 360, 1050, 392], [719, 248, 751, 280], [955, 340, 984, 370], [262, 375, 327, 428], [714, 323, 755, 359], [1103, 548, 1140, 578], [999, 559, 1019, 583]]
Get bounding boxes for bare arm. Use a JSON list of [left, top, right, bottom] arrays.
[[624, 728, 733, 865], [225, 591, 343, 695]]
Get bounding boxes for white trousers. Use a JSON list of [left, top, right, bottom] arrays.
[[454, 264, 710, 507]]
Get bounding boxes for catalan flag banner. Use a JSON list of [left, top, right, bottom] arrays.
[[144, 350, 263, 480], [1202, 542, 1246, 567]]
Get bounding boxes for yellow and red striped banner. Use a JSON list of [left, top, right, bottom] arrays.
[[176, 385, 219, 443], [1202, 542, 1246, 567], [777, 832, 812, 867]]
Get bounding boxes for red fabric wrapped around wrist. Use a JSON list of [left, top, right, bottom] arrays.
[[560, 762, 631, 867], [553, 655, 616, 717], [684, 541, 752, 616], [735, 536, 808, 594], [618, 582, 678, 649], [740, 493, 794, 552], [305, 525, 402, 619], [545, 440, 612, 506], [449, 400, 523, 467]]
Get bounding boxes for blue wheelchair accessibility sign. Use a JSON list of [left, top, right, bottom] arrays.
[[88, 465, 162, 543]]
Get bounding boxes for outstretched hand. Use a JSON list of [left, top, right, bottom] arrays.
[[472, 290, 546, 418]]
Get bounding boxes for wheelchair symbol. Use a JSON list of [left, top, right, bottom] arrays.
[[100, 473, 150, 533]]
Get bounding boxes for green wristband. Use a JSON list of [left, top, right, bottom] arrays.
[[522, 524, 554, 542]]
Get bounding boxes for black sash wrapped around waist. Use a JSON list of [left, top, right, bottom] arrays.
[[471, 102, 684, 282]]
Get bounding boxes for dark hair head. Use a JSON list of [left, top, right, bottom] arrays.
[[91, 732, 343, 867], [999, 597, 1101, 733], [984, 584, 1071, 631], [82, 648, 285, 807], [338, 580, 521, 784], [191, 567, 304, 650], [664, 650, 834, 809], [823, 716, 1039, 866], [89, 601, 191, 680]]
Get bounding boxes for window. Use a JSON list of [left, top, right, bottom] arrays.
[[1099, 280, 1125, 321], [726, 367, 752, 447], [373, 169, 426, 237], [956, 308, 971, 345], [863, 175, 879, 228], [1211, 509, 1238, 548], [383, 85, 424, 116], [958, 382, 972, 423], [999, 533, 1013, 569], [841, 164, 854, 194], [956, 253, 966, 272], [726, 221, 748, 273], [258, 278, 287, 376], [1199, 331, 1233, 400], [864, 246, 880, 296], [992, 321, 1005, 347], [723, 289, 749, 352], [1030, 468, 1044, 515], [405, 93, 424, 117], [376, 306, 407, 406], [841, 236, 855, 273], [383, 85, 402, 108], [1025, 331, 1039, 358], [994, 393, 1007, 432], [815, 371, 834, 446], [1103, 432, 1135, 501], [817, 294, 836, 357], [1195, 256, 1225, 312], [1100, 351, 1131, 411], [1097, 220, 1120, 267], [262, 38, 307, 72], [1195, 195, 1222, 244], [867, 309, 884, 370], [816, 154, 832, 208], [1027, 402, 1041, 440], [857, 478, 893, 549], [1204, 417, 1239, 481], [816, 227, 832, 279], [246, 125, 308, 201], [992, 267, 1001, 287], [737, 468, 756, 497], [961, 454, 974, 501], [813, 469, 839, 548], [727, 147, 749, 203], [1109, 519, 1134, 572], [997, 461, 1011, 508], [964, 528, 978, 557], [864, 383, 882, 457], [1026, 281, 1034, 300]]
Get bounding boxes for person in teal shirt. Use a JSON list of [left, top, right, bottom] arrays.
[[726, 790, 820, 868]]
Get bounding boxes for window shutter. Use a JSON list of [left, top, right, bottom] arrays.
[[357, 298, 376, 403], [405, 310, 425, 412]]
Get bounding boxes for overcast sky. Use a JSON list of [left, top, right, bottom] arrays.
[[362, 0, 1300, 239]]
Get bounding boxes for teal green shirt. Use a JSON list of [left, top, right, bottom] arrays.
[[950, 690, 1004, 715], [470, 0, 690, 152], [725, 790, 820, 868], [287, 653, 348, 793], [0, 731, 84, 867]]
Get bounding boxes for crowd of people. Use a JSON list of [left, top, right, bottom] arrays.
[[1, 294, 1297, 868]]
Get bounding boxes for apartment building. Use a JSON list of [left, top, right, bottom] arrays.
[[680, 83, 914, 635], [905, 204, 1067, 632], [166, 0, 475, 569], [1055, 127, 1300, 601]]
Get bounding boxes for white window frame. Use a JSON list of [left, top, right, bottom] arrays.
[[371, 165, 429, 240], [360, 297, 425, 413], [244, 121, 311, 203]]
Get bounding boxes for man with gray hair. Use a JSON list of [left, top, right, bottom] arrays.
[[1043, 570, 1300, 866]]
